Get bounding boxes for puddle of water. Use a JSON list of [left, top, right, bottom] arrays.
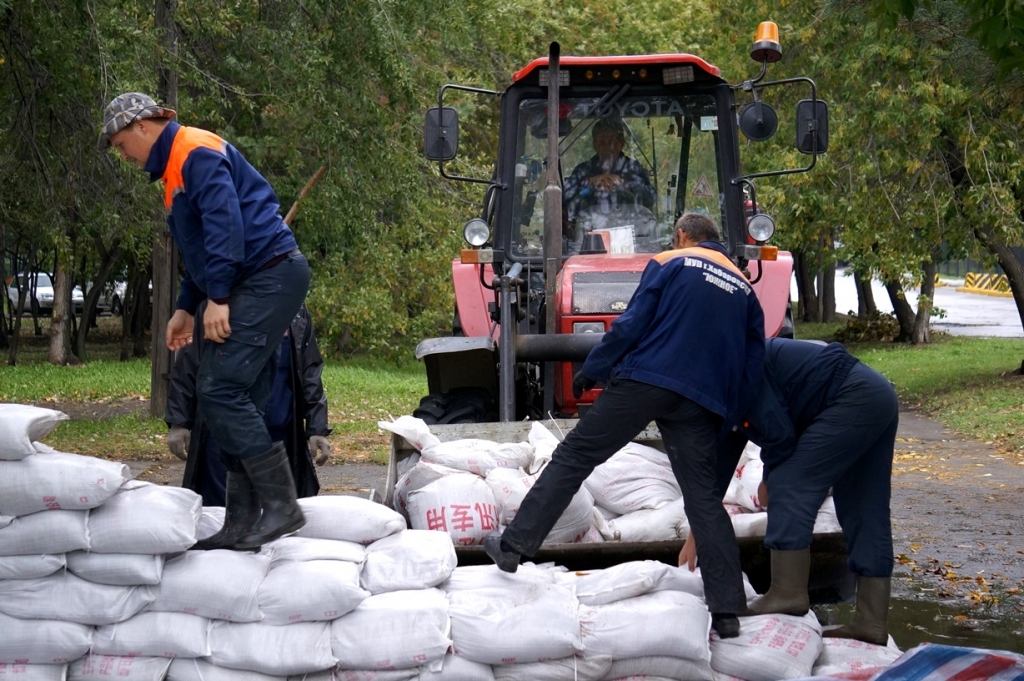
[[814, 599, 1024, 654]]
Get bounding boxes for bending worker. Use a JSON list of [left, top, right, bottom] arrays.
[[485, 212, 765, 640], [100, 93, 310, 549], [681, 338, 898, 645], [166, 304, 331, 545]]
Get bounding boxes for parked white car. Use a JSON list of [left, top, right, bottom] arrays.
[[5, 272, 84, 315]]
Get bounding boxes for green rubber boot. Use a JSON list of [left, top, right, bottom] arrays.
[[824, 576, 891, 645], [748, 548, 811, 616]]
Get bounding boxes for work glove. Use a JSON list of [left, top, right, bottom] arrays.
[[572, 371, 597, 400], [309, 435, 332, 466], [167, 425, 190, 461]]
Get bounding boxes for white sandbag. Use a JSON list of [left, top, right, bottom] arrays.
[[360, 530, 457, 594], [331, 589, 451, 670], [296, 496, 406, 544], [731, 511, 768, 539], [554, 560, 670, 606], [812, 635, 902, 677], [487, 468, 594, 544], [604, 656, 715, 681], [0, 515, 11, 529], [581, 590, 711, 663], [710, 612, 823, 681], [0, 509, 89, 556], [603, 497, 688, 543], [0, 571, 155, 625], [209, 620, 334, 676], [87, 480, 201, 554], [440, 562, 559, 593], [0, 404, 68, 460], [608, 676, 677, 681], [336, 671, 419, 681], [69, 655, 171, 680], [0, 663, 68, 680], [406, 475, 499, 546], [65, 552, 164, 586], [813, 497, 842, 535], [649, 566, 760, 604], [259, 560, 368, 624], [378, 416, 442, 452], [0, 451, 129, 516], [583, 443, 680, 514], [92, 611, 211, 658], [494, 655, 611, 681], [0, 554, 65, 580], [415, 653, 493, 681], [267, 536, 366, 566], [448, 573, 581, 664], [148, 550, 270, 622], [0, 612, 91, 664], [168, 659, 283, 681], [197, 506, 225, 540], [393, 460, 464, 519], [722, 443, 764, 513], [421, 438, 533, 477], [580, 526, 604, 543], [396, 451, 420, 480]]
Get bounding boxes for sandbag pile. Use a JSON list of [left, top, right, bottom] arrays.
[[1, 404, 896, 681], [379, 416, 841, 547]]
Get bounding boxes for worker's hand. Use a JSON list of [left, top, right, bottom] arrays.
[[757, 481, 769, 508], [167, 425, 190, 461], [572, 371, 597, 400], [679, 535, 698, 572], [589, 173, 623, 192], [309, 435, 331, 466], [165, 309, 194, 351], [204, 300, 232, 343]]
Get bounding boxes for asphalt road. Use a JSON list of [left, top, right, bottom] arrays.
[[797, 268, 1023, 338]]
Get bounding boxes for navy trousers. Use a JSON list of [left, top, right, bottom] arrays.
[[764, 363, 898, 577], [197, 252, 310, 460], [502, 378, 747, 614]]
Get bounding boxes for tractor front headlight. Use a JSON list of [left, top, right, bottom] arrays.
[[463, 218, 490, 247]]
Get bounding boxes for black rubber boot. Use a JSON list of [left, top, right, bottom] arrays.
[[748, 548, 811, 616], [483, 531, 521, 573], [711, 613, 741, 638], [192, 472, 261, 551], [823, 576, 891, 645], [232, 442, 305, 550]]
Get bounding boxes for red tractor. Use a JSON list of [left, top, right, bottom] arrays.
[[416, 23, 828, 425]]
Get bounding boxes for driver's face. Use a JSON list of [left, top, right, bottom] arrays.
[[592, 131, 625, 163]]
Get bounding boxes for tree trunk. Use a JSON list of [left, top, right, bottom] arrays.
[[912, 258, 936, 344], [794, 250, 820, 322], [884, 280, 916, 342], [854, 269, 877, 317], [150, 0, 179, 416], [75, 237, 123, 360], [974, 225, 1024, 334], [47, 263, 77, 365], [821, 257, 836, 323]]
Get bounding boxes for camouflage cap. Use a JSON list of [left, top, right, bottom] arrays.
[[98, 92, 176, 150]]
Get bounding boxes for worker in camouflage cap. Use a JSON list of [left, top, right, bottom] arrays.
[[97, 92, 176, 150]]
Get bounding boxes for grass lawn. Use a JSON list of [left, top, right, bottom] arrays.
[[2, 315, 1021, 462]]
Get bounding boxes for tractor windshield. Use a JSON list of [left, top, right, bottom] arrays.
[[510, 92, 722, 258]]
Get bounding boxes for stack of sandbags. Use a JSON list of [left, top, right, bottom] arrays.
[[381, 419, 593, 546], [381, 416, 840, 548]]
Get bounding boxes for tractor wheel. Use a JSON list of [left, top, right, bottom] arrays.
[[413, 387, 496, 425], [778, 301, 795, 339], [111, 296, 122, 316]]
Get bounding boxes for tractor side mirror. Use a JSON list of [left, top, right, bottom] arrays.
[[424, 107, 459, 161], [795, 99, 829, 155]]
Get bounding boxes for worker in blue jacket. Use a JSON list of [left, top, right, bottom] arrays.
[[681, 338, 898, 645], [485, 212, 765, 639], [100, 93, 310, 550]]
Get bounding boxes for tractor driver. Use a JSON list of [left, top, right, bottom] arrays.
[[562, 116, 656, 246]]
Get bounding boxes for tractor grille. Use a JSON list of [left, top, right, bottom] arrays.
[[571, 272, 642, 314]]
